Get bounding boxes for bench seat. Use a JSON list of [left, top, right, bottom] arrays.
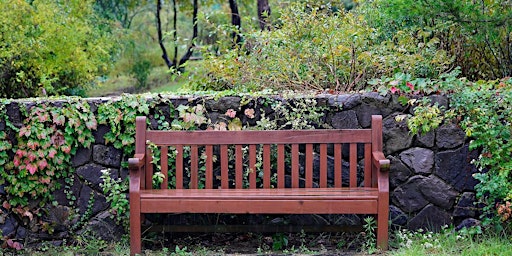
[[139, 188, 379, 214]]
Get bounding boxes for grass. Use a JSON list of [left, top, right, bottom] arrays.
[[7, 225, 511, 256]]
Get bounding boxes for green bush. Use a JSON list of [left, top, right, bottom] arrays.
[[0, 0, 117, 98], [360, 0, 512, 81], [187, 2, 452, 92]]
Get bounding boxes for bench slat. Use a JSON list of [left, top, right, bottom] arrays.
[[350, 143, 357, 187], [176, 145, 183, 189], [190, 145, 199, 189], [140, 188, 379, 199], [249, 144, 257, 189], [291, 144, 299, 188], [263, 145, 271, 188], [146, 130, 372, 145], [235, 145, 243, 189], [140, 199, 379, 214], [205, 145, 213, 189], [278, 144, 285, 188], [364, 143, 372, 187], [161, 146, 168, 189], [334, 143, 342, 188], [145, 147, 153, 189], [221, 145, 229, 189], [305, 144, 313, 188], [320, 144, 327, 188]]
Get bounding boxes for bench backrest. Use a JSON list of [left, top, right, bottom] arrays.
[[133, 115, 384, 190]]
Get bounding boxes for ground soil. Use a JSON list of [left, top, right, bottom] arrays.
[[144, 231, 379, 255]]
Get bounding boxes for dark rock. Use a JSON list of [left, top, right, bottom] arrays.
[[354, 104, 382, 128], [415, 131, 435, 148], [428, 95, 449, 109], [82, 211, 125, 242], [330, 110, 359, 129], [453, 192, 477, 218], [71, 147, 92, 167], [399, 147, 434, 175], [93, 124, 110, 145], [389, 156, 412, 190], [436, 123, 466, 149], [205, 97, 241, 112], [455, 218, 481, 231], [76, 164, 117, 190], [408, 204, 451, 231], [15, 226, 27, 239], [6, 102, 22, 128], [361, 92, 390, 105], [44, 205, 71, 232], [77, 185, 109, 216], [389, 205, 408, 228], [53, 176, 83, 206], [419, 175, 458, 210], [0, 214, 18, 237], [207, 112, 222, 124], [383, 114, 414, 154], [0, 184, 5, 195], [391, 176, 429, 213], [93, 145, 122, 168], [328, 94, 362, 109], [435, 145, 479, 192]]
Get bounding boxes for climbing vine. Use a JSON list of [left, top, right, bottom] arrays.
[[0, 99, 97, 208]]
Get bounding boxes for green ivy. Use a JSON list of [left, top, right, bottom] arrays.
[[97, 94, 150, 156]]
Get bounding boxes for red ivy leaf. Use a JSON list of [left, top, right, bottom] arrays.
[[27, 164, 38, 175]]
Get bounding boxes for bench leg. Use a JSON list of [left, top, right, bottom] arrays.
[[130, 206, 142, 255], [376, 207, 389, 250]]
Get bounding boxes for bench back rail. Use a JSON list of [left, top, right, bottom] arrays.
[[132, 117, 383, 191]]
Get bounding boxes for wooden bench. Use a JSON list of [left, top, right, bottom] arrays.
[[128, 115, 390, 255]]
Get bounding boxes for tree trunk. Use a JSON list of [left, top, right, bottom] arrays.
[[228, 0, 242, 45], [172, 0, 178, 65], [257, 0, 271, 30], [156, 0, 173, 68], [178, 0, 198, 68]]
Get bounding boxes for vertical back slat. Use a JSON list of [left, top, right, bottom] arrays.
[[350, 143, 357, 187], [221, 145, 229, 189], [292, 144, 299, 188], [160, 146, 168, 189], [278, 144, 285, 188], [263, 144, 271, 188], [145, 147, 153, 189], [205, 145, 213, 189], [320, 144, 328, 188], [364, 143, 372, 187], [249, 144, 257, 189], [334, 143, 342, 188], [235, 145, 243, 189], [190, 145, 199, 189], [305, 144, 313, 188], [175, 145, 184, 189]]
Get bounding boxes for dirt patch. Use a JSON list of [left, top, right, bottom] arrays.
[[143, 231, 380, 255]]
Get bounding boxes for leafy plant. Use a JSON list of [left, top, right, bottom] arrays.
[[97, 94, 150, 156], [100, 169, 130, 229], [362, 216, 377, 254]]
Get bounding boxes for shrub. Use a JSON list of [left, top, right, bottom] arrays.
[[187, 2, 453, 92], [0, 0, 117, 98]]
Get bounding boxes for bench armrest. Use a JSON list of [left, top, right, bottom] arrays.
[[129, 154, 145, 193], [129, 154, 146, 171], [372, 151, 390, 172]]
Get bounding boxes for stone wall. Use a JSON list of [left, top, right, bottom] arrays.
[[0, 93, 480, 245]]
